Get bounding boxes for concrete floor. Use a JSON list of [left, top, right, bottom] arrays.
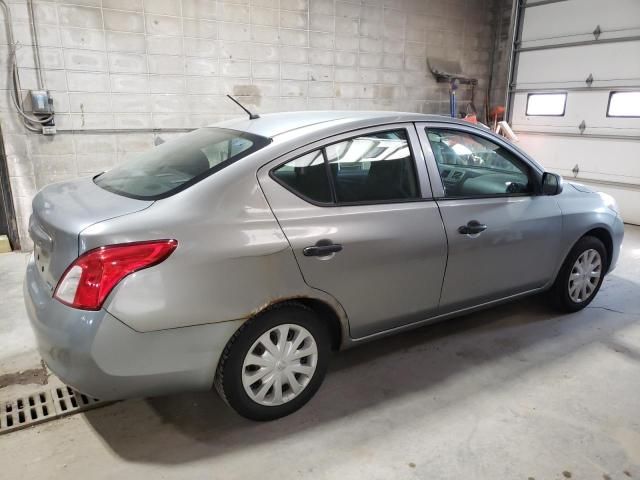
[[1, 226, 639, 480], [0, 253, 54, 399], [0, 252, 37, 374]]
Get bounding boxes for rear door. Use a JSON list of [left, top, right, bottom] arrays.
[[258, 124, 447, 339], [416, 122, 563, 312]]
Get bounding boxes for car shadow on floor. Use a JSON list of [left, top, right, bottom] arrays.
[[83, 277, 640, 465]]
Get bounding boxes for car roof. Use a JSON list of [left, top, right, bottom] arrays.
[[212, 111, 480, 139]]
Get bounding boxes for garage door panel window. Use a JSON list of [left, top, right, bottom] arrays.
[[607, 91, 640, 118], [272, 129, 420, 205], [426, 129, 534, 198], [526, 93, 567, 116]]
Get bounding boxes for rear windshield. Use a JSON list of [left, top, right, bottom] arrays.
[[95, 128, 271, 200]]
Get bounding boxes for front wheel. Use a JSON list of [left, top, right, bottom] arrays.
[[550, 235, 607, 312], [214, 303, 330, 421]]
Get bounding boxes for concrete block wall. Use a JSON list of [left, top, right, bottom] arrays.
[[0, 0, 500, 249]]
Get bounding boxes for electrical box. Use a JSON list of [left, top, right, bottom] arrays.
[[29, 90, 54, 114]]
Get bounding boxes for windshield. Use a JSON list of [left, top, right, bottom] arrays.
[[95, 128, 270, 200]]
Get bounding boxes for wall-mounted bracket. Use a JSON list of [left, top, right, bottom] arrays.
[[427, 57, 478, 118]]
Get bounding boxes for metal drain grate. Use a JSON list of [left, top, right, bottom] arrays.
[[0, 386, 106, 435], [52, 385, 102, 413]]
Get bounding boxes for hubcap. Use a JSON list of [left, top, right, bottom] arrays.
[[242, 324, 318, 406], [568, 249, 602, 303]]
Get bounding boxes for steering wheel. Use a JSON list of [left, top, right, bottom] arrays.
[[506, 182, 525, 194]]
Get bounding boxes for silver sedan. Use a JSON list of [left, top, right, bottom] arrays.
[[24, 111, 624, 420]]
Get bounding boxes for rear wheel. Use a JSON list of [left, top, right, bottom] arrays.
[[551, 236, 607, 312], [214, 303, 330, 421]]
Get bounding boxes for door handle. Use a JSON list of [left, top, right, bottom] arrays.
[[458, 220, 487, 235], [303, 240, 343, 257]]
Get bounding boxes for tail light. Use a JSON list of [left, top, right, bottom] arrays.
[[54, 240, 178, 311]]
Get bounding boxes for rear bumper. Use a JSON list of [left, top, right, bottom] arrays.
[[24, 255, 242, 400]]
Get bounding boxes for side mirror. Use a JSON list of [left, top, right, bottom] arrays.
[[541, 172, 564, 195]]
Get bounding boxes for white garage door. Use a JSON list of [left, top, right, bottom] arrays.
[[507, 0, 640, 224]]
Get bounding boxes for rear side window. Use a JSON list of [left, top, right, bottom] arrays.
[[271, 150, 332, 203], [325, 130, 418, 203], [95, 128, 270, 200], [271, 129, 419, 205]]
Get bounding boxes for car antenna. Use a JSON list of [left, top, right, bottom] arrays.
[[226, 94, 260, 120]]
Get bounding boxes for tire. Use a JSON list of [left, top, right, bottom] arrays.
[[214, 302, 330, 421], [550, 235, 608, 312]]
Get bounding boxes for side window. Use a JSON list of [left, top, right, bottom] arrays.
[[324, 130, 419, 203], [272, 150, 332, 203], [272, 129, 420, 205], [426, 129, 533, 198]]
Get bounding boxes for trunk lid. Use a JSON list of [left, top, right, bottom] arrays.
[[29, 177, 153, 290]]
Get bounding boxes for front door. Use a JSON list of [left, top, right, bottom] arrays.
[[258, 124, 448, 338], [416, 124, 563, 312]]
